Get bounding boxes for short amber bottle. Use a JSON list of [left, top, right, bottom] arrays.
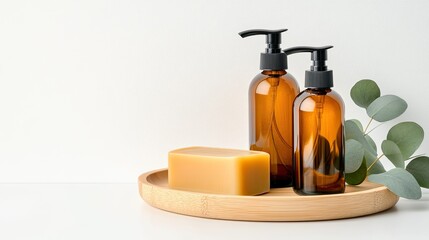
[[249, 70, 299, 187], [284, 46, 345, 195], [293, 88, 345, 194]]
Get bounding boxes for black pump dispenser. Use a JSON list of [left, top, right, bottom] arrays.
[[239, 29, 288, 70], [283, 46, 333, 88]]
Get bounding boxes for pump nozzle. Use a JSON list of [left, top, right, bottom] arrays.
[[283, 46, 334, 88], [238, 29, 288, 70], [283, 46, 332, 71], [239, 29, 287, 53]]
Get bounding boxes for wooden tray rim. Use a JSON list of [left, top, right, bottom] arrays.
[[139, 168, 399, 221]]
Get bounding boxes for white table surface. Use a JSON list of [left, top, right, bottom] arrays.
[[1, 183, 428, 240]]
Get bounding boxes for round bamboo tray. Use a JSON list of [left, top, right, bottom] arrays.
[[138, 169, 399, 221]]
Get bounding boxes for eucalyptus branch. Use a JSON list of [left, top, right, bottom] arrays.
[[347, 79, 427, 199], [367, 154, 385, 171], [364, 123, 384, 136], [363, 118, 374, 134]]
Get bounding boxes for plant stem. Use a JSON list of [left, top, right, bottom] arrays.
[[364, 123, 383, 136], [363, 118, 374, 134], [367, 154, 385, 171]]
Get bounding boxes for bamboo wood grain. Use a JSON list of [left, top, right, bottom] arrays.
[[138, 169, 399, 221]]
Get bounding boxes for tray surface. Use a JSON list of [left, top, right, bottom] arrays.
[[138, 169, 399, 221]]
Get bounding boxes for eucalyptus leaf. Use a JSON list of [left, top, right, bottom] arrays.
[[366, 95, 407, 122], [364, 149, 377, 166], [349, 119, 363, 132], [350, 79, 381, 108], [365, 134, 377, 152], [345, 120, 363, 141], [365, 150, 386, 174], [387, 122, 424, 159], [368, 168, 422, 199], [406, 156, 429, 188], [381, 140, 404, 168], [367, 159, 386, 175], [345, 120, 376, 155], [346, 158, 367, 185], [345, 139, 364, 173]]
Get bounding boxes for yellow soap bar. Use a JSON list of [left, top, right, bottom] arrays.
[[168, 146, 270, 195]]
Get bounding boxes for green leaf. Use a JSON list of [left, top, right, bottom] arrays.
[[367, 159, 386, 175], [366, 95, 407, 122], [363, 134, 384, 174], [345, 120, 376, 155], [349, 119, 363, 132], [345, 120, 363, 140], [345, 139, 364, 173], [381, 140, 404, 168], [346, 158, 367, 185], [387, 122, 424, 159], [350, 79, 381, 108], [406, 156, 429, 188], [365, 150, 386, 174], [365, 134, 377, 152], [368, 168, 422, 199]]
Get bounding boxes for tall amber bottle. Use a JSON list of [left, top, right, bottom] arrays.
[[284, 46, 345, 195], [239, 29, 300, 187]]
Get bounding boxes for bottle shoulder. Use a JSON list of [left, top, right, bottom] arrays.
[[296, 89, 343, 100], [294, 88, 345, 110]]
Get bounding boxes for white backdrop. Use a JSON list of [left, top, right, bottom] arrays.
[[0, 0, 428, 183]]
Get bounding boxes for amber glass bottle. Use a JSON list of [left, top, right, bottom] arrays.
[[293, 88, 345, 194], [239, 28, 300, 187], [249, 70, 299, 187], [284, 45, 345, 195]]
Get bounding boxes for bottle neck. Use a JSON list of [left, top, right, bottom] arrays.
[[261, 70, 286, 76], [306, 88, 332, 95]]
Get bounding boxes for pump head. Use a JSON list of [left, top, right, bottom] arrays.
[[283, 46, 334, 88], [239, 29, 288, 70]]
